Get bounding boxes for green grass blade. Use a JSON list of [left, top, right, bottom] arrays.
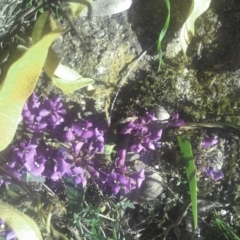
[[157, 0, 170, 71], [214, 210, 240, 240], [177, 135, 198, 229]]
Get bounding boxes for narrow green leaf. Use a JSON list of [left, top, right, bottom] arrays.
[[157, 0, 170, 71], [65, 178, 85, 214], [177, 135, 198, 229]]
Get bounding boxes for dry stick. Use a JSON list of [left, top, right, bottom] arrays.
[[107, 49, 149, 126], [55, 0, 92, 51]]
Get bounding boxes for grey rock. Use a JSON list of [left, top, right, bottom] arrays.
[[81, 0, 135, 16], [153, 105, 170, 121], [127, 168, 165, 204]]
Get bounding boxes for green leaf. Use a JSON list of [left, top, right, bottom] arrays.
[[177, 135, 198, 230], [100, 143, 115, 162], [67, 0, 92, 19], [0, 200, 43, 240], [104, 143, 116, 155], [157, 0, 170, 71], [65, 178, 85, 214], [180, 0, 211, 58], [0, 30, 63, 152], [52, 64, 95, 94]]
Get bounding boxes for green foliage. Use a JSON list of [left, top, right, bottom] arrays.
[[0, 200, 43, 240], [115, 200, 135, 218], [213, 210, 240, 240], [102, 143, 116, 162], [72, 196, 135, 239], [0, 30, 62, 152], [65, 178, 85, 214], [157, 0, 170, 71], [177, 135, 198, 230], [180, 0, 211, 58]]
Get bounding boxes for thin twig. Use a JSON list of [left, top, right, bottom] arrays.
[[107, 50, 148, 126]]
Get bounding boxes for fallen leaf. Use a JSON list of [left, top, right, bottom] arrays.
[[52, 64, 94, 94], [180, 0, 211, 58], [0, 30, 62, 151], [0, 200, 42, 240]]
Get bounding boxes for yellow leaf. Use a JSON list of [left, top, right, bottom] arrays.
[[52, 64, 94, 94], [32, 11, 50, 44], [0, 200, 42, 240], [32, 11, 59, 44], [67, 0, 92, 19], [180, 0, 211, 58], [0, 30, 62, 152], [44, 48, 61, 80]]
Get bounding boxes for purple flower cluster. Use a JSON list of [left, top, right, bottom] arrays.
[[22, 93, 66, 131], [0, 219, 16, 240], [104, 149, 145, 195], [168, 113, 185, 127], [2, 93, 225, 197], [1, 93, 147, 196], [120, 112, 163, 153]]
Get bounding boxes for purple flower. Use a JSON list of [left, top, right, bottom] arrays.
[[0, 218, 4, 227], [70, 166, 87, 186], [64, 128, 75, 142], [72, 140, 84, 156], [202, 136, 218, 148], [43, 97, 66, 127], [120, 113, 163, 153], [50, 153, 72, 181], [168, 112, 185, 127], [12, 140, 37, 163], [94, 128, 104, 142], [73, 121, 94, 139], [107, 173, 130, 195], [144, 111, 158, 122], [5, 228, 17, 240], [203, 166, 224, 181], [130, 143, 146, 153], [90, 128, 105, 153], [116, 149, 126, 166], [22, 106, 48, 131], [130, 169, 145, 188], [22, 94, 49, 131], [92, 140, 104, 153], [24, 154, 46, 176], [121, 117, 148, 135]]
